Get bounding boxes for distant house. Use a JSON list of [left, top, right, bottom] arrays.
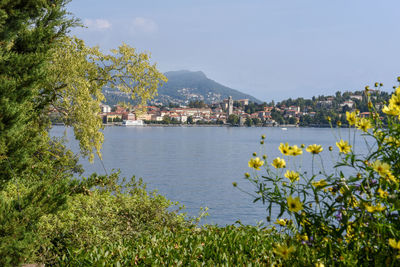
[[100, 104, 111, 113], [103, 112, 123, 123], [350, 95, 363, 101], [122, 112, 135, 121], [237, 99, 249, 106], [317, 100, 333, 108], [340, 100, 354, 109], [359, 112, 370, 118]]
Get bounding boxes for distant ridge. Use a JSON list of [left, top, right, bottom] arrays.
[[102, 70, 262, 106], [155, 70, 262, 105]]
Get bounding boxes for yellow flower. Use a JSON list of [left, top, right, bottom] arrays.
[[306, 144, 323, 154], [312, 179, 328, 188], [287, 196, 303, 213], [378, 188, 388, 199], [382, 104, 400, 116], [365, 203, 386, 213], [272, 157, 286, 169], [284, 170, 300, 183], [384, 172, 397, 183], [384, 136, 400, 147], [346, 111, 358, 126], [273, 244, 295, 260], [248, 157, 264, 170], [389, 239, 400, 250], [389, 94, 400, 108], [349, 196, 359, 208], [376, 203, 386, 212], [372, 160, 391, 176], [289, 145, 303, 156], [315, 262, 325, 267], [279, 142, 291, 156], [356, 118, 372, 132], [301, 234, 309, 241], [274, 219, 287, 227], [336, 139, 352, 154]]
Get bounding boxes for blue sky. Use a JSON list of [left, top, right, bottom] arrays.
[[67, 0, 400, 102]]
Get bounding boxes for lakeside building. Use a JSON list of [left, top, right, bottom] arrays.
[[58, 91, 389, 126]]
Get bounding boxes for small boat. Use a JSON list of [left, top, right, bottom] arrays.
[[122, 120, 144, 126], [281, 127, 288, 131]]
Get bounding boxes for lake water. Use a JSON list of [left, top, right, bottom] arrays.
[[51, 126, 373, 225]]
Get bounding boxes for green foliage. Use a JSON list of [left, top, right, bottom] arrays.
[[243, 82, 400, 265], [227, 114, 239, 125], [0, 2, 167, 265], [56, 224, 290, 266], [33, 173, 188, 265], [45, 36, 167, 161], [188, 100, 207, 108], [245, 117, 253, 127]]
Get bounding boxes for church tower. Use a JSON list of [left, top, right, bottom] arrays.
[[227, 96, 233, 116]]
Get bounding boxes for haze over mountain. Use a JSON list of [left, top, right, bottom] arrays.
[[155, 70, 262, 105], [103, 70, 263, 106]]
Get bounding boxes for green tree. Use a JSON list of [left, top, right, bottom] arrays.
[[0, 1, 77, 264], [163, 116, 171, 124], [227, 114, 239, 125], [245, 118, 253, 127], [252, 117, 261, 125], [287, 117, 297, 125], [0, 3, 167, 264]]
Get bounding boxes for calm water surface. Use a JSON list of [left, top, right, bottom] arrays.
[[51, 126, 373, 225]]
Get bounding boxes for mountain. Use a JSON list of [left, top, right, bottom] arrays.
[[103, 70, 262, 106], [155, 70, 262, 105]]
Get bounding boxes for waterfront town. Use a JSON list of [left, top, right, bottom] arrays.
[[92, 87, 389, 127]]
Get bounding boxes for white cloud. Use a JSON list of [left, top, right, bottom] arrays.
[[132, 17, 158, 33], [84, 19, 112, 30]]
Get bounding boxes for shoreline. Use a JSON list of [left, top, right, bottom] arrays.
[[52, 122, 339, 128]]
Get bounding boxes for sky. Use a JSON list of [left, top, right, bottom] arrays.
[[67, 0, 400, 102]]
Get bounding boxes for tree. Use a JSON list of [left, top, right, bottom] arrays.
[[227, 114, 239, 125], [187, 116, 194, 124], [45, 36, 167, 161], [188, 100, 206, 108], [252, 117, 261, 125], [163, 116, 171, 124], [288, 117, 297, 125], [0, 1, 77, 263], [245, 118, 253, 127], [0, 3, 167, 264]]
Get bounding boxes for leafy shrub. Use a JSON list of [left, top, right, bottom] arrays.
[[33, 172, 188, 265], [57, 224, 288, 266], [243, 81, 400, 265]]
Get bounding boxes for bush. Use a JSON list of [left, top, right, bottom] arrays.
[[57, 224, 288, 266], [33, 172, 188, 265], [242, 82, 400, 265]]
